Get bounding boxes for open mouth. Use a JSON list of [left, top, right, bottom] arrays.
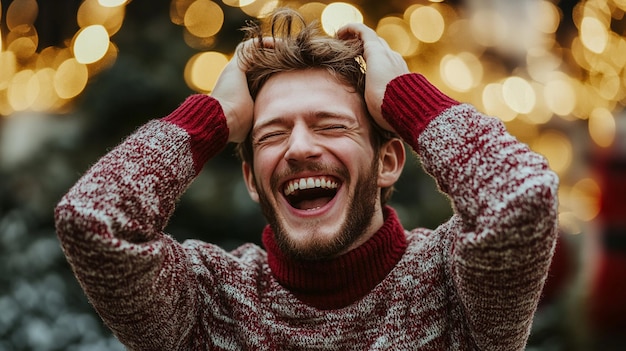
[[283, 176, 340, 211]]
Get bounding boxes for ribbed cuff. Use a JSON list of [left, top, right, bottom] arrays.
[[162, 94, 229, 174], [381, 74, 458, 149]]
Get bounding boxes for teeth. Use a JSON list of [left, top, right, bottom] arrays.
[[284, 177, 338, 196]]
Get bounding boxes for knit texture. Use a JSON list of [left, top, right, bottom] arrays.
[[162, 94, 229, 173], [55, 74, 559, 350], [262, 206, 407, 310]]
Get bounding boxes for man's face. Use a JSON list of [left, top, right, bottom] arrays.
[[242, 69, 386, 260]]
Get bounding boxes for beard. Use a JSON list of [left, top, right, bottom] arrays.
[[256, 158, 380, 261]]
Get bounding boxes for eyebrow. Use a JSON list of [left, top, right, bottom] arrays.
[[252, 116, 290, 133], [250, 116, 290, 142], [252, 111, 358, 133]]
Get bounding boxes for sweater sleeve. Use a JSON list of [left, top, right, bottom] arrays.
[[382, 74, 559, 350], [54, 94, 229, 350]]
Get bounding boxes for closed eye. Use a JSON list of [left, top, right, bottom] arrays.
[[320, 125, 347, 131], [255, 131, 288, 145]]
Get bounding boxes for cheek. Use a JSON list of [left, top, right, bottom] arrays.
[[253, 151, 281, 185], [332, 144, 376, 170]]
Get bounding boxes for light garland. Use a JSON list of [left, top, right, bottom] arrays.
[[0, 0, 130, 115], [0, 0, 624, 230]]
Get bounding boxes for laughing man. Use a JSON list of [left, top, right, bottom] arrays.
[[55, 8, 559, 351]]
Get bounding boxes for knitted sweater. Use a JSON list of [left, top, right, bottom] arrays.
[[55, 74, 559, 350]]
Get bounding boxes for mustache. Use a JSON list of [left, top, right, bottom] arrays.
[[270, 163, 350, 190]]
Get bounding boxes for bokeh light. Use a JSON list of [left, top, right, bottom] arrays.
[[7, 69, 38, 112], [222, 0, 256, 7], [589, 107, 616, 147], [298, 2, 326, 23], [408, 5, 445, 43], [534, 0, 561, 34], [502, 76, 536, 114], [170, 0, 194, 25], [184, 0, 224, 38], [31, 68, 59, 112], [6, 0, 38, 30], [240, 0, 280, 18], [470, 9, 507, 48], [54, 59, 88, 99], [543, 73, 577, 117], [321, 2, 363, 35], [0, 52, 18, 91], [440, 52, 482, 92], [7, 24, 38, 60], [570, 177, 602, 221], [482, 82, 518, 122], [376, 16, 419, 57], [73, 25, 110, 64], [77, 0, 126, 35], [184, 51, 229, 93], [531, 130, 573, 175], [98, 0, 129, 7]]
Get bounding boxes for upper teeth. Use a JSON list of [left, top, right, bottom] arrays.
[[284, 177, 338, 196]]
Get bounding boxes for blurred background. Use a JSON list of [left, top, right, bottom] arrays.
[[0, 0, 625, 349]]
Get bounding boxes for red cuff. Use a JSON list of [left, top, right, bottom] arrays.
[[381, 74, 458, 147], [162, 94, 229, 174]]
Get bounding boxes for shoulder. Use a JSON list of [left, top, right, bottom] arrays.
[[397, 217, 466, 276], [404, 216, 461, 251], [397, 225, 447, 272]]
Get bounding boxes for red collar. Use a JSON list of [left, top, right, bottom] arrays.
[[262, 206, 408, 310]]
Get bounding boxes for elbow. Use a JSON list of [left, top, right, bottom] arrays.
[[509, 168, 560, 245], [54, 195, 111, 244], [54, 197, 74, 241], [530, 169, 559, 229]]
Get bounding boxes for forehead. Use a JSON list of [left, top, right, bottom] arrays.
[[253, 69, 366, 126]]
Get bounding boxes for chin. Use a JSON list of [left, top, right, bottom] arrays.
[[273, 211, 375, 260]]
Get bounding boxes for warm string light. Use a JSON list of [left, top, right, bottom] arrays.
[[170, 0, 623, 231], [0, 0, 125, 116], [0, 0, 621, 228]]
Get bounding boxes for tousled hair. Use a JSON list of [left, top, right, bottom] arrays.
[[239, 8, 366, 99], [235, 8, 396, 204]]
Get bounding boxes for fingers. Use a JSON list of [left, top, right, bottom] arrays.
[[336, 23, 395, 59], [336, 22, 376, 41], [337, 23, 391, 46], [236, 36, 278, 56], [233, 36, 279, 71], [336, 22, 408, 132]]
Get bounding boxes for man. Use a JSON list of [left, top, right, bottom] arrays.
[[55, 8, 559, 350]]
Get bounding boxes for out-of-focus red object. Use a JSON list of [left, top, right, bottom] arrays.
[[587, 112, 626, 337], [588, 152, 626, 333], [540, 233, 571, 305]]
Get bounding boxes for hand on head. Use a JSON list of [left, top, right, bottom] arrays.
[[211, 37, 275, 143], [212, 22, 408, 143], [336, 23, 409, 133]]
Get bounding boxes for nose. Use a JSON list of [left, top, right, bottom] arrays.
[[284, 124, 322, 163]]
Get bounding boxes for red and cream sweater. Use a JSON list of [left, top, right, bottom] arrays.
[[55, 74, 559, 350]]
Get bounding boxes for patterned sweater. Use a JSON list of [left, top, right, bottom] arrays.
[[55, 74, 559, 350]]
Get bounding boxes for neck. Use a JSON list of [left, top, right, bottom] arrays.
[[262, 206, 408, 310]]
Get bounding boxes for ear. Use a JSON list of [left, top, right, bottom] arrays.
[[242, 161, 260, 203], [377, 138, 405, 188]]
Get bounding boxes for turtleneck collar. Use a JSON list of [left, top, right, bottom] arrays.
[[262, 206, 408, 310]]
